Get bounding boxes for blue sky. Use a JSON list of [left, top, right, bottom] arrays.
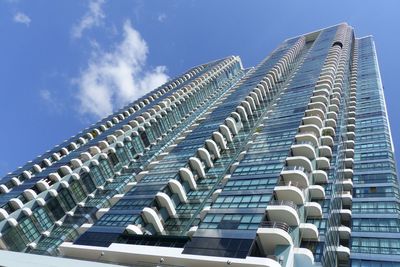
[[0, 0, 399, 176]]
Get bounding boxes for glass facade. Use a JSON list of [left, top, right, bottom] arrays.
[[0, 23, 398, 267]]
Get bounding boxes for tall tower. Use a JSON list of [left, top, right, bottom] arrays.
[[0, 23, 398, 267]]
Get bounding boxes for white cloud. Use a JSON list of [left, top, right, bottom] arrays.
[[40, 89, 52, 101], [39, 89, 64, 112], [157, 13, 167, 22], [75, 20, 169, 118], [71, 0, 105, 39], [13, 12, 31, 26]]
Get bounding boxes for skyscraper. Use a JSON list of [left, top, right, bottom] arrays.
[[0, 23, 398, 267]]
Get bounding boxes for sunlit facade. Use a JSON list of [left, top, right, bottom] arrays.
[[0, 23, 398, 267]]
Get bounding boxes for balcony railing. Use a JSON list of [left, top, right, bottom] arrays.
[[294, 141, 316, 148], [259, 221, 291, 233], [283, 165, 305, 172], [269, 200, 299, 214]]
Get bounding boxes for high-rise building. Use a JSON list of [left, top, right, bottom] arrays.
[[0, 23, 398, 267]]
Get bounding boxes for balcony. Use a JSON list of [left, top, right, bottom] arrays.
[[319, 145, 332, 158], [291, 141, 316, 160], [311, 95, 329, 106], [338, 179, 353, 191], [326, 111, 338, 120], [321, 135, 334, 147], [348, 111, 356, 118], [344, 140, 355, 149], [313, 170, 328, 184], [316, 157, 330, 169], [309, 185, 325, 200], [336, 245, 350, 262], [322, 126, 335, 137], [294, 247, 315, 267], [343, 158, 354, 168], [347, 124, 355, 132], [338, 191, 352, 206], [257, 221, 293, 256], [299, 124, 320, 138], [295, 132, 319, 147], [325, 118, 337, 128], [341, 169, 354, 179], [344, 149, 355, 158], [286, 156, 313, 172], [328, 104, 339, 113], [302, 116, 324, 129], [346, 131, 355, 140], [338, 209, 352, 221], [266, 200, 300, 226], [308, 102, 327, 113], [274, 182, 305, 205], [300, 223, 319, 241], [347, 117, 355, 124], [313, 88, 330, 97], [338, 225, 351, 240], [305, 108, 325, 120], [281, 166, 310, 188], [305, 202, 322, 218]]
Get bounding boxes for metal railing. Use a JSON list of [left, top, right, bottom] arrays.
[[259, 221, 291, 233], [269, 200, 299, 214]]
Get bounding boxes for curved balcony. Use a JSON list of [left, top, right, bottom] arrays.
[[322, 126, 335, 137], [326, 111, 338, 120], [338, 209, 352, 221], [328, 104, 339, 113], [325, 118, 337, 128], [336, 245, 351, 262], [321, 135, 334, 147], [313, 170, 328, 184], [348, 105, 356, 112], [266, 200, 300, 226], [348, 111, 356, 118], [313, 88, 330, 97], [305, 108, 325, 120], [311, 95, 329, 106], [319, 145, 332, 158], [274, 182, 305, 205], [344, 139, 355, 149], [342, 169, 354, 179], [317, 77, 333, 89], [344, 149, 355, 158], [338, 191, 352, 206], [338, 225, 351, 240], [346, 132, 355, 140], [291, 141, 316, 160], [294, 247, 315, 267], [338, 179, 353, 191], [347, 117, 355, 124], [315, 81, 331, 91], [308, 102, 327, 113], [309, 185, 325, 199], [305, 202, 323, 218], [295, 132, 319, 147], [330, 97, 340, 106], [300, 223, 319, 241], [299, 124, 320, 138], [347, 124, 355, 132], [316, 157, 330, 169], [286, 156, 313, 172], [281, 166, 310, 188], [344, 158, 354, 168], [332, 87, 342, 94], [302, 116, 324, 129], [257, 221, 293, 256]]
